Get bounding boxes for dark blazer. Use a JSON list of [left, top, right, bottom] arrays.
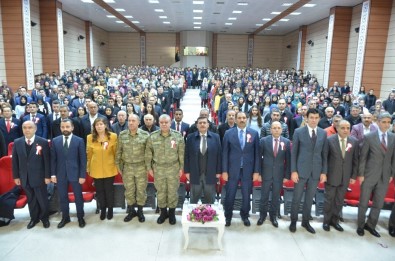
[[327, 135, 359, 186], [71, 98, 85, 109], [12, 136, 50, 188], [0, 118, 22, 146], [171, 121, 190, 139], [260, 135, 291, 181], [222, 127, 260, 179], [184, 131, 222, 185], [291, 126, 328, 179], [0, 130, 6, 158], [50, 135, 86, 182], [359, 131, 395, 184], [217, 122, 236, 143], [51, 117, 83, 138], [22, 114, 48, 139]]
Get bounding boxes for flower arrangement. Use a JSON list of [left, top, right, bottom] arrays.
[[187, 204, 219, 224]]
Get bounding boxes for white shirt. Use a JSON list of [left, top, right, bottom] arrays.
[[272, 137, 280, 152], [25, 135, 35, 145], [89, 114, 98, 128], [307, 125, 317, 138], [363, 125, 371, 135]]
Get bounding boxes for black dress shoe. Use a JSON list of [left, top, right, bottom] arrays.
[[78, 218, 86, 228], [309, 215, 313, 221], [364, 224, 380, 237], [289, 221, 296, 232], [42, 220, 50, 228], [330, 222, 344, 232], [339, 217, 344, 222], [257, 217, 265, 226], [356, 227, 364, 236], [323, 223, 330, 231], [301, 221, 315, 234], [242, 218, 251, 227], [270, 218, 278, 228], [107, 208, 113, 220], [388, 226, 395, 237], [57, 217, 71, 229], [27, 220, 39, 229], [225, 219, 231, 227]]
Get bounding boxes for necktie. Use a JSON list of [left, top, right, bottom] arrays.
[[381, 134, 387, 151], [201, 135, 207, 155], [32, 115, 36, 123], [274, 138, 279, 157], [55, 114, 59, 120], [311, 129, 317, 144], [27, 139, 31, 145], [64, 136, 69, 150], [177, 122, 180, 132], [6, 120, 11, 133], [239, 129, 245, 149], [341, 138, 346, 158]]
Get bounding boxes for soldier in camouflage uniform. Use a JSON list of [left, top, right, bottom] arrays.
[[146, 114, 185, 225], [115, 114, 150, 223]]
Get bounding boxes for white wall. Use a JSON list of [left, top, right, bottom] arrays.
[[180, 31, 212, 68], [304, 18, 329, 85], [30, 0, 42, 75], [345, 4, 362, 88], [381, 0, 395, 99], [62, 12, 87, 70], [108, 32, 140, 68], [0, 2, 6, 81], [92, 25, 109, 68], [217, 34, 248, 67]]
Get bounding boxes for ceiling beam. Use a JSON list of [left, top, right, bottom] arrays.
[[92, 0, 143, 33], [253, 0, 312, 35]]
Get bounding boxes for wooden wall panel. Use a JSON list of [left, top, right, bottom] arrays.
[[381, 0, 395, 98], [146, 33, 176, 66], [328, 7, 353, 86], [217, 34, 248, 67], [92, 25, 109, 68], [0, 2, 6, 82], [108, 32, 140, 68], [281, 29, 299, 70], [39, 0, 60, 74], [1, 0, 25, 90], [361, 0, 392, 95], [253, 35, 283, 69], [304, 18, 329, 85], [62, 12, 87, 70]]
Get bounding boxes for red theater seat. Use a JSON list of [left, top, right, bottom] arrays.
[[68, 174, 95, 203], [7, 142, 13, 155], [0, 156, 27, 209]]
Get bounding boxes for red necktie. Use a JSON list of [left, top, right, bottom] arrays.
[[6, 120, 11, 133], [176, 122, 180, 132], [27, 139, 31, 145], [274, 138, 278, 157], [381, 134, 387, 151]]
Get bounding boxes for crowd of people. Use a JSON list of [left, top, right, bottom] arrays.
[[0, 65, 394, 239]]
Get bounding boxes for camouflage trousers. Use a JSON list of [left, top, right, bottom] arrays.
[[154, 167, 180, 208], [122, 163, 147, 206]]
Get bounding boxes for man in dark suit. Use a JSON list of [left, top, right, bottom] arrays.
[[257, 121, 291, 227], [289, 108, 328, 234], [171, 108, 190, 140], [0, 130, 6, 158], [71, 90, 86, 109], [357, 112, 395, 237], [0, 105, 22, 147], [222, 111, 260, 227], [51, 105, 82, 138], [188, 108, 217, 134], [50, 119, 87, 228], [22, 102, 48, 139], [46, 100, 61, 139], [217, 110, 236, 143], [12, 121, 51, 229], [111, 110, 128, 136], [323, 120, 359, 232], [184, 116, 222, 204], [318, 107, 335, 129], [80, 102, 106, 144]]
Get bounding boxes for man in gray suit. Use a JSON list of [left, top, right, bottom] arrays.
[[357, 112, 395, 237], [257, 121, 291, 227], [323, 120, 359, 232], [289, 108, 328, 234]]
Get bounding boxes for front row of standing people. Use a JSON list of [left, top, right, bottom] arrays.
[[11, 109, 395, 238]]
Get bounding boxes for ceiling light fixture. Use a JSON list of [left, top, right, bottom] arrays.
[[228, 17, 237, 20], [106, 15, 116, 18], [81, 0, 93, 3], [163, 21, 170, 24], [262, 18, 271, 21], [154, 9, 164, 12], [225, 22, 233, 25], [194, 22, 202, 24], [194, 17, 202, 19], [237, 2, 248, 5], [280, 19, 289, 22], [193, 1, 204, 4], [193, 10, 203, 13], [290, 12, 301, 15], [256, 24, 263, 26], [116, 21, 124, 23], [159, 16, 168, 18], [124, 15, 133, 18], [132, 21, 140, 23], [271, 11, 280, 14], [282, 3, 292, 6], [115, 8, 125, 12], [304, 4, 316, 7], [232, 10, 242, 13], [194, 26, 201, 29], [148, 0, 160, 3]]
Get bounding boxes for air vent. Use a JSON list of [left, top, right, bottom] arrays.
[[213, 12, 220, 14], [217, 1, 225, 4]]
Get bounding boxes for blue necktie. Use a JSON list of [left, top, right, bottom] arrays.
[[239, 129, 245, 149]]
